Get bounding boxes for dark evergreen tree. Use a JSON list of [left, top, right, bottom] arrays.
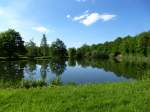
[[40, 34, 49, 56]]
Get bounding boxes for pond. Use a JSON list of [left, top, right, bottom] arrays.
[[0, 58, 150, 86]]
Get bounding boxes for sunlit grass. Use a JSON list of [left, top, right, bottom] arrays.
[[0, 80, 150, 112], [0, 80, 47, 89]]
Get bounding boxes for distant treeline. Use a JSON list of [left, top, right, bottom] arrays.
[[0, 29, 67, 58], [72, 31, 150, 59], [0, 29, 150, 59]]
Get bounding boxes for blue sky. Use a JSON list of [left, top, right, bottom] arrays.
[[0, 0, 150, 48]]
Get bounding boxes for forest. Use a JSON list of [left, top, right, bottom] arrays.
[[75, 31, 150, 59], [0, 29, 150, 59]]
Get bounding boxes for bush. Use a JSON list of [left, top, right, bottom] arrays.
[[21, 80, 47, 88]]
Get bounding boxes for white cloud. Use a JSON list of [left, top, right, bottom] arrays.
[[100, 14, 116, 21], [68, 10, 89, 21], [73, 14, 88, 21], [81, 13, 100, 26], [66, 14, 71, 19], [32, 26, 49, 33], [71, 12, 116, 26]]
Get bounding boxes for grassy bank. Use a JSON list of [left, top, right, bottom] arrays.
[[0, 80, 150, 112]]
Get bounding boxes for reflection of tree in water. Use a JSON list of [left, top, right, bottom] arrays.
[[77, 59, 150, 80], [50, 58, 66, 76], [24, 60, 37, 80], [0, 61, 26, 86], [77, 58, 91, 68], [39, 60, 49, 82], [49, 58, 67, 85], [68, 58, 76, 67]]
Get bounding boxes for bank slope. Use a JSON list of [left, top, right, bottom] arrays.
[[0, 81, 150, 112]]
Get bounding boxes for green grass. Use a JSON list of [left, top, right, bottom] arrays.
[[0, 80, 48, 89], [0, 80, 150, 112]]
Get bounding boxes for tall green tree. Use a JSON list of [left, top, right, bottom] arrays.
[[40, 34, 49, 56], [137, 32, 150, 57], [25, 40, 37, 58], [76, 44, 91, 58], [50, 38, 67, 58], [68, 48, 76, 58]]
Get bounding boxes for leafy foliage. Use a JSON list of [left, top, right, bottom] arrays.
[[50, 38, 67, 58], [0, 29, 26, 58], [25, 40, 38, 58], [68, 47, 76, 58], [1, 29, 150, 59], [75, 31, 150, 59]]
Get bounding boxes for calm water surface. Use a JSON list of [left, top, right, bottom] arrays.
[[0, 59, 150, 85]]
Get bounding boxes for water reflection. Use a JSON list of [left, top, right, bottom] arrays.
[[0, 61, 24, 81], [49, 58, 66, 76], [77, 59, 150, 80], [0, 58, 150, 87], [24, 61, 37, 80], [40, 60, 49, 82], [49, 58, 66, 85], [0, 61, 25, 87], [68, 58, 76, 67]]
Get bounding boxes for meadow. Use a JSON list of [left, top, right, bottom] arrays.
[[0, 80, 150, 112]]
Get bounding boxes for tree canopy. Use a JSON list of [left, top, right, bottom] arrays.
[[50, 38, 67, 58], [75, 31, 150, 59], [0, 29, 26, 58]]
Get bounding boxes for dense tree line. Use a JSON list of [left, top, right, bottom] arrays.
[[0, 29, 150, 59], [25, 37, 67, 58], [0, 29, 67, 59], [73, 31, 150, 59]]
